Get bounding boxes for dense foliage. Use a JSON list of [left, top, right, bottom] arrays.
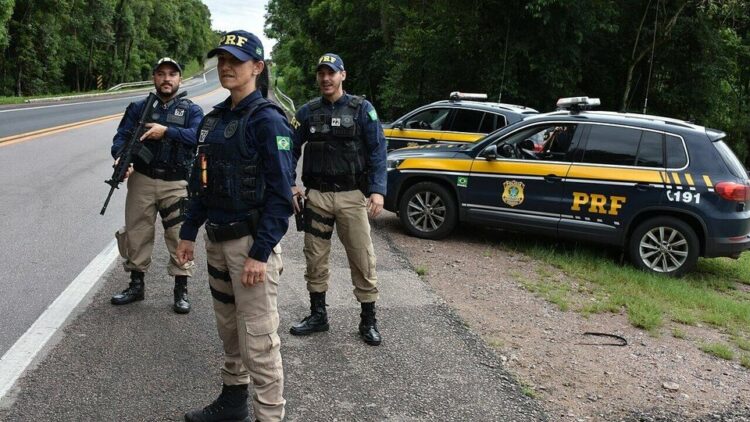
[[0, 0, 214, 96], [266, 0, 750, 161]]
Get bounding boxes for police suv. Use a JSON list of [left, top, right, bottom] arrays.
[[382, 92, 538, 150], [384, 97, 750, 276]]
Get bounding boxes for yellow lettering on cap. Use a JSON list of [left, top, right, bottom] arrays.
[[319, 55, 335, 63], [236, 36, 247, 47], [225, 35, 237, 45], [219, 35, 227, 44]]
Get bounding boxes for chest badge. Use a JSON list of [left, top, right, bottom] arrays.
[[174, 108, 185, 117], [224, 120, 239, 138], [310, 126, 316, 133], [502, 180, 525, 207], [342, 115, 353, 125], [198, 130, 209, 144], [331, 117, 341, 127]]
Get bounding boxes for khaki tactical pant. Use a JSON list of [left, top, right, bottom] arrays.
[[304, 189, 379, 303], [205, 233, 285, 422], [117, 170, 194, 276]]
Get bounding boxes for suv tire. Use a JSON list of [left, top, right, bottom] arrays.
[[628, 217, 699, 277], [399, 182, 457, 239]]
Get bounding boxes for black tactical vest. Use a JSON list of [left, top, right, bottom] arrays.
[[132, 96, 196, 181], [188, 97, 282, 212], [301, 95, 367, 190]]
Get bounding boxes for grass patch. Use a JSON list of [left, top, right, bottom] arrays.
[[733, 337, 750, 352], [700, 342, 735, 360], [494, 232, 750, 339], [741, 355, 750, 369], [672, 328, 687, 339], [415, 266, 428, 276], [520, 383, 537, 398], [487, 337, 504, 348], [520, 275, 571, 312]]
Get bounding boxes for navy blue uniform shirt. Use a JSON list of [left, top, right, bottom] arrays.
[[111, 94, 203, 158], [291, 93, 387, 196], [180, 90, 295, 263]]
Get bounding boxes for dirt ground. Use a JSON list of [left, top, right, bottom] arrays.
[[374, 212, 750, 422]]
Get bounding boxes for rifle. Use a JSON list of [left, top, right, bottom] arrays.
[[100, 92, 160, 215]]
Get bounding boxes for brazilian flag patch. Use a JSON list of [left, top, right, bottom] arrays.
[[368, 109, 378, 121], [276, 136, 291, 151]]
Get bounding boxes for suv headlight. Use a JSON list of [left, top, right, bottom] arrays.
[[387, 158, 403, 171]]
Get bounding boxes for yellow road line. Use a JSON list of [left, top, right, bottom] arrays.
[[0, 87, 224, 148]]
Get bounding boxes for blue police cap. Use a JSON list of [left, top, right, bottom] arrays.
[[317, 53, 345, 72], [208, 30, 264, 62], [153, 57, 182, 74]]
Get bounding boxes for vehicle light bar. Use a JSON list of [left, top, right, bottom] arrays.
[[556, 96, 601, 112], [449, 91, 488, 101]]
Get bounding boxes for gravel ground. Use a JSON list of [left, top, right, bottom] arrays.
[[374, 211, 750, 422]]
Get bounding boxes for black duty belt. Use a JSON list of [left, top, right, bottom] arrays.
[[139, 166, 186, 182], [306, 179, 360, 193], [205, 216, 258, 243]]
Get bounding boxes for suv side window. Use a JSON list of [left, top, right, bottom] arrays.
[[635, 131, 664, 167], [405, 108, 451, 130], [449, 109, 485, 133], [581, 125, 640, 166], [665, 135, 688, 168], [479, 113, 507, 133]]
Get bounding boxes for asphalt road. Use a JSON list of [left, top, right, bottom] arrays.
[[0, 68, 220, 139], [0, 69, 225, 357]]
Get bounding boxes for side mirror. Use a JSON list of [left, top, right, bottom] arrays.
[[393, 122, 403, 130], [482, 144, 498, 160], [419, 121, 431, 129]]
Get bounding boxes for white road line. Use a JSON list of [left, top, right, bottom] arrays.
[[0, 240, 119, 400]]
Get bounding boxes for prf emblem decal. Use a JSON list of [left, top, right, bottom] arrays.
[[331, 117, 341, 127], [224, 120, 239, 138], [502, 180, 525, 207], [174, 108, 185, 117], [457, 176, 468, 188]]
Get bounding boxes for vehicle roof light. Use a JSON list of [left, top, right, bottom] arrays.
[[449, 91, 488, 101], [556, 96, 601, 114]]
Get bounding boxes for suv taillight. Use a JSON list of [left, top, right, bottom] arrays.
[[715, 181, 750, 202]]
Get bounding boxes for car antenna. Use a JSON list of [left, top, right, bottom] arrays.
[[643, 0, 659, 114]]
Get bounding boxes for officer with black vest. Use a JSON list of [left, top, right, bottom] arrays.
[[176, 30, 293, 422], [289, 53, 387, 346], [110, 57, 203, 313]]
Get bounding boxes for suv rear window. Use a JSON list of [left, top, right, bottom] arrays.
[[450, 109, 484, 133], [714, 140, 748, 179]]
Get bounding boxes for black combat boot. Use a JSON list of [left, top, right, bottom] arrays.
[[173, 275, 190, 314], [111, 271, 145, 305], [185, 384, 250, 422], [359, 302, 382, 346], [289, 292, 329, 335]]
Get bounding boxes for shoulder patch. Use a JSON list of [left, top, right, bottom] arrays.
[[276, 135, 291, 151], [368, 109, 378, 121]]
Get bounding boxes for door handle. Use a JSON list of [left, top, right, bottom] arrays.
[[636, 182, 650, 191], [545, 174, 562, 183], [429, 138, 438, 143]]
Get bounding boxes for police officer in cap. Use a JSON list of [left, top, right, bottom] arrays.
[[177, 30, 293, 422], [110, 57, 203, 313], [289, 53, 387, 346]]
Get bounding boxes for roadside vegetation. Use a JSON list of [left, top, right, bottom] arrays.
[[493, 231, 750, 365]]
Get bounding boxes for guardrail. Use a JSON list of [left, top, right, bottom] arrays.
[[274, 86, 296, 115], [107, 80, 153, 92]]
